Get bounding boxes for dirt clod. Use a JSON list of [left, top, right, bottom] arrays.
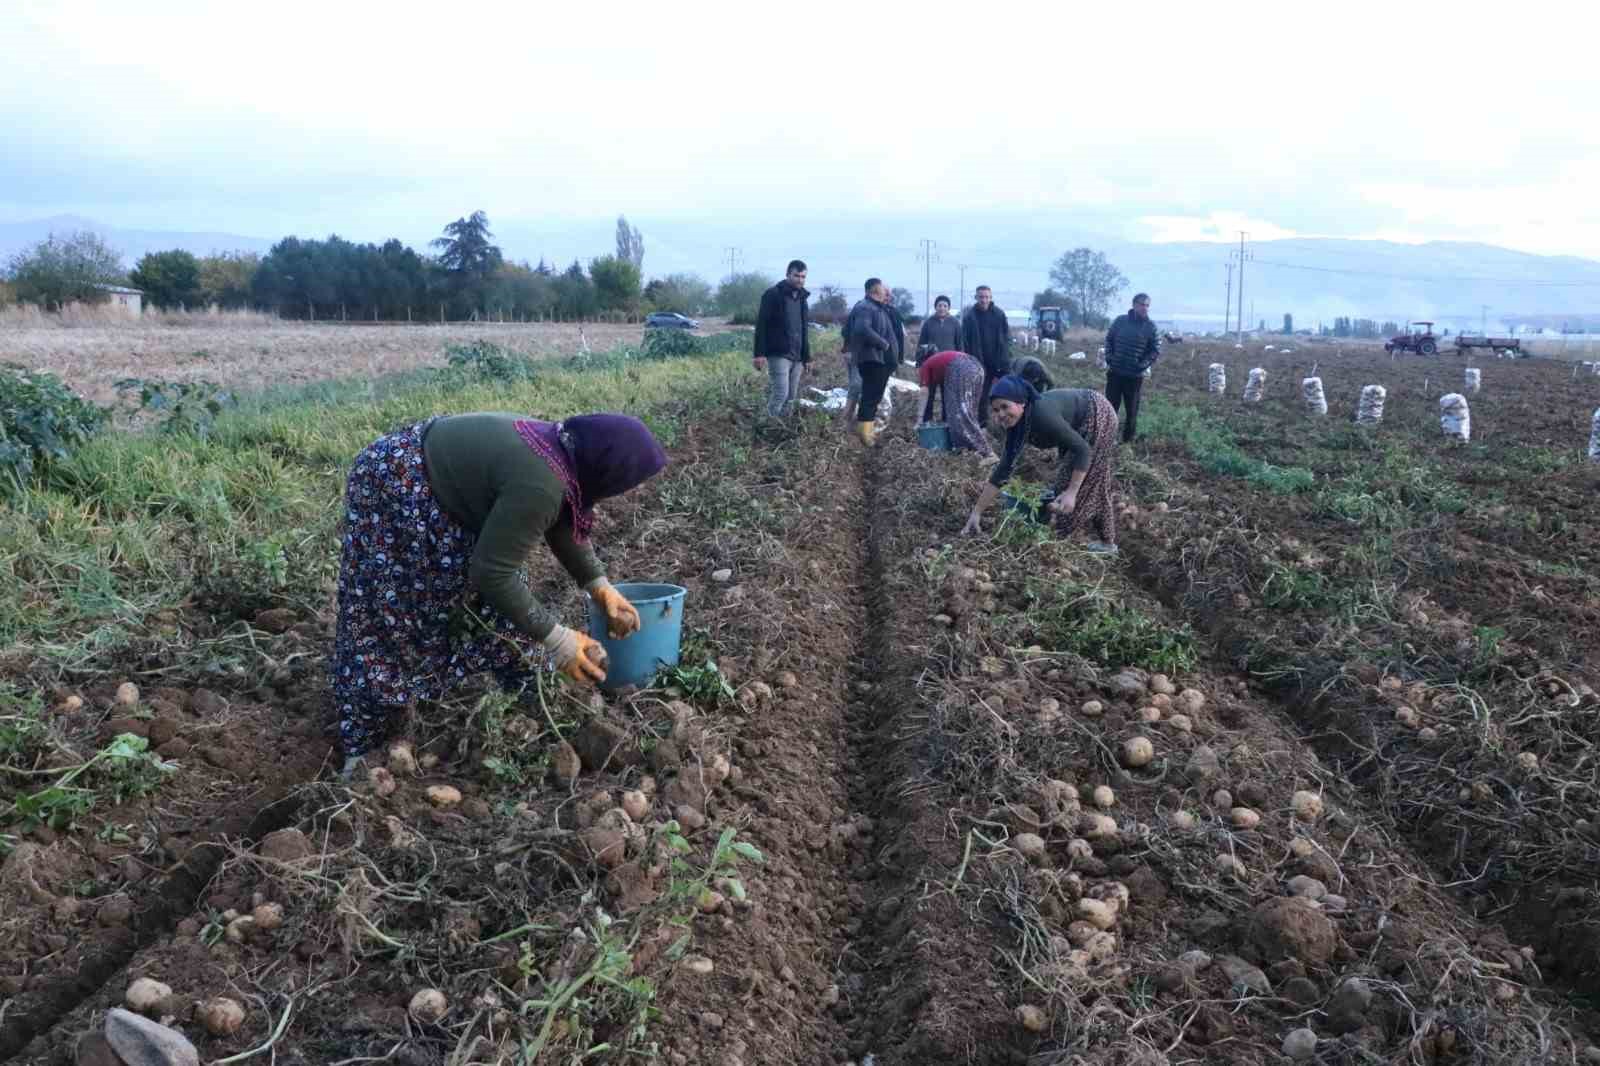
[[553, 740, 582, 785], [1248, 897, 1336, 966], [259, 828, 314, 864]]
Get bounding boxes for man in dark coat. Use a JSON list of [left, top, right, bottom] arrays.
[[1103, 292, 1161, 443], [960, 285, 1011, 426], [752, 260, 811, 418]]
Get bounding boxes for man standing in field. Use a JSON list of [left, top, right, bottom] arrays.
[[917, 295, 961, 365], [961, 285, 1011, 426], [753, 260, 811, 420], [1103, 292, 1161, 443]]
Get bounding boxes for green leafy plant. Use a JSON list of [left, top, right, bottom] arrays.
[[661, 823, 765, 909], [0, 364, 108, 489], [657, 632, 735, 706], [1027, 580, 1199, 674], [443, 340, 538, 382], [3, 733, 176, 835], [114, 377, 238, 438]]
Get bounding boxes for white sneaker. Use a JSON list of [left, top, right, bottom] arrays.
[[1085, 541, 1120, 556]]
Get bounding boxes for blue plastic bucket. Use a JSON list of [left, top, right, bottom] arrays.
[[917, 423, 952, 451], [586, 583, 687, 692], [1000, 490, 1056, 525]]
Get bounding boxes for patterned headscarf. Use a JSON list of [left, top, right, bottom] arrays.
[[514, 414, 667, 542]]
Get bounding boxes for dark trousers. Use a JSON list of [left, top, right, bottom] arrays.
[[1105, 371, 1144, 442], [977, 369, 1004, 427], [857, 363, 893, 423]]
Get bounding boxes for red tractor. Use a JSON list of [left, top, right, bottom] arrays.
[[1385, 321, 1439, 356]]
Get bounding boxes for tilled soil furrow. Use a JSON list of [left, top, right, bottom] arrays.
[[1117, 531, 1600, 1010], [834, 434, 1016, 1066], [3, 776, 313, 1061]]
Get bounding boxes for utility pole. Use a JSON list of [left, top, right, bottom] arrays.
[[1223, 258, 1235, 335], [724, 246, 742, 282], [1235, 232, 1251, 344], [918, 239, 938, 315], [958, 264, 969, 309]]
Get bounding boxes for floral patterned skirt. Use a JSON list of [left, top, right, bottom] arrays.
[[330, 418, 543, 757], [943, 354, 994, 456], [1053, 393, 1119, 544]]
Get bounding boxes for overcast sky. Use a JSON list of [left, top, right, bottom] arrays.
[[5, 0, 1598, 264]]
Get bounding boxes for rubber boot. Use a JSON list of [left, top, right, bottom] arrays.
[[856, 421, 876, 447]]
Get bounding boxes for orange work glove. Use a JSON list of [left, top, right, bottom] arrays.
[[587, 578, 640, 639], [543, 625, 608, 685]]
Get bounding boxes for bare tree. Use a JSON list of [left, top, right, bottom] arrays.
[[1048, 248, 1127, 328]]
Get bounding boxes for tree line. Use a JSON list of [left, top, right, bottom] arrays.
[[0, 212, 779, 322]]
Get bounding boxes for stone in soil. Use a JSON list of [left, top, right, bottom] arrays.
[[1216, 954, 1271, 994], [1282, 1028, 1318, 1060], [1327, 977, 1372, 1034], [104, 1008, 200, 1066]]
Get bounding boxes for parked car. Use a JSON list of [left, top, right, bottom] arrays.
[[645, 311, 698, 330]]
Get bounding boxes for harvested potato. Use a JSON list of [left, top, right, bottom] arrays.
[[426, 785, 462, 808], [1092, 785, 1116, 809], [198, 997, 246, 1037], [1120, 736, 1154, 768], [1291, 791, 1324, 822], [409, 988, 448, 1023], [1230, 807, 1261, 830]]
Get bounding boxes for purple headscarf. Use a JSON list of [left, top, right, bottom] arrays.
[[513, 413, 667, 543]]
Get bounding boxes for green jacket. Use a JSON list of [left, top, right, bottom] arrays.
[[424, 413, 604, 639]]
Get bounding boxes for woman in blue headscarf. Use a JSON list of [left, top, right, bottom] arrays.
[[961, 375, 1120, 553]]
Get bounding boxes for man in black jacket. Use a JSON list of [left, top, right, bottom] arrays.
[[1103, 292, 1161, 443], [960, 285, 1011, 426], [917, 295, 961, 365], [752, 260, 811, 418]]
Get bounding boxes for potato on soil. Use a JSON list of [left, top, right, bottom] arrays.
[[1077, 898, 1118, 930], [115, 681, 140, 707], [1291, 790, 1324, 822], [1014, 832, 1047, 863], [367, 766, 397, 797], [1120, 736, 1154, 768], [1080, 699, 1104, 717], [621, 789, 650, 821], [1230, 807, 1261, 829], [198, 997, 246, 1036], [388, 742, 419, 777], [125, 977, 171, 1015], [1176, 688, 1206, 714], [426, 785, 462, 808], [1016, 1004, 1047, 1032], [251, 902, 284, 930], [409, 988, 448, 1023], [1080, 813, 1118, 840], [1092, 785, 1116, 809]]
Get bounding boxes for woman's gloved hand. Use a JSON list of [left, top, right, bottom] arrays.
[[588, 577, 641, 639], [543, 624, 608, 685]]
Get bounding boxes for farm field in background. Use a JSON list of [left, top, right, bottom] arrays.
[[0, 315, 732, 409], [2, 329, 1600, 1065]]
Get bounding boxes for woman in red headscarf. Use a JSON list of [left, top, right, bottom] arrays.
[[917, 349, 994, 457], [331, 412, 668, 775]]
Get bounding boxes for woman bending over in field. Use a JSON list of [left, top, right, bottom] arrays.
[[917, 349, 995, 457], [961, 375, 1119, 553], [330, 412, 667, 777]]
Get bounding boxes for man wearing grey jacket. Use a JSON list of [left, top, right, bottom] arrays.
[[844, 278, 900, 446]]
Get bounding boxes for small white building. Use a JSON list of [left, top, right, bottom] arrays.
[[98, 285, 143, 314]]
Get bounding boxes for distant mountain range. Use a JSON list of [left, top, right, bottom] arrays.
[[0, 215, 275, 266], [5, 213, 1598, 333]]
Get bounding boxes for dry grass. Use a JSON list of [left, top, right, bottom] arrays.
[[0, 315, 735, 407]]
